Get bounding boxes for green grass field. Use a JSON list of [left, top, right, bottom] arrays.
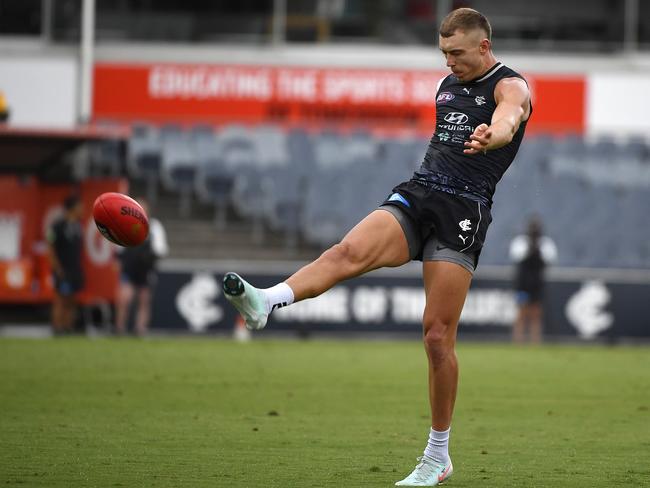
[[1, 338, 649, 487]]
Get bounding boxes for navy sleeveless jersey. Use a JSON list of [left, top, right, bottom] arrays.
[[415, 62, 531, 207]]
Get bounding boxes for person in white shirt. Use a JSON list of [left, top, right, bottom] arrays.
[[509, 217, 557, 343], [115, 199, 168, 336]]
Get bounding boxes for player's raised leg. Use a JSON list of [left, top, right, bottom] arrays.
[[223, 209, 410, 329], [286, 209, 411, 299], [396, 261, 471, 486]]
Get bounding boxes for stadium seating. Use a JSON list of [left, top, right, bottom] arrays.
[[124, 123, 650, 269], [160, 126, 198, 217], [89, 120, 124, 176], [127, 122, 163, 204]]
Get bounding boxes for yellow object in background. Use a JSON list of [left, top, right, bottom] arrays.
[[0, 90, 9, 122]]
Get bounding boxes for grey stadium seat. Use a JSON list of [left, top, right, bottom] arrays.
[[127, 123, 162, 204], [301, 168, 349, 247], [254, 125, 289, 169], [160, 131, 198, 217], [195, 149, 236, 231]]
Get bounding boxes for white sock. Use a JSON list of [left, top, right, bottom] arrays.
[[423, 427, 451, 465], [261, 283, 294, 314]]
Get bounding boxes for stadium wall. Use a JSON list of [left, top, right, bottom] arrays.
[[91, 62, 585, 134], [0, 56, 77, 127], [1, 45, 650, 136], [84, 43, 650, 137], [0, 176, 124, 304], [152, 260, 650, 340], [587, 73, 650, 135]]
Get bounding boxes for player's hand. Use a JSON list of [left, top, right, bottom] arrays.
[[464, 123, 491, 155]]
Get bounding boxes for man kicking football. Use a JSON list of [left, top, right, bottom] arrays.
[[223, 8, 531, 486]]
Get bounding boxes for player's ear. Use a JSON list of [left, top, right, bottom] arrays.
[[479, 38, 490, 54]]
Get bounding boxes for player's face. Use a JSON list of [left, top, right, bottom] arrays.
[[439, 29, 486, 82], [70, 202, 84, 220]]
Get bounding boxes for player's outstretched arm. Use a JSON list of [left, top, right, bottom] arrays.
[[463, 77, 530, 155]]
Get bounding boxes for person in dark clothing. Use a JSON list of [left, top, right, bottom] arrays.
[[509, 217, 558, 343], [47, 195, 84, 334], [115, 199, 168, 336]]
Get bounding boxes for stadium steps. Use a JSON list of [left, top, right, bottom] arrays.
[[138, 184, 322, 261], [161, 218, 321, 261]]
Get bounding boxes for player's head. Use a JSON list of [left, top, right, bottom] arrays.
[[438, 8, 493, 82], [63, 194, 83, 220], [527, 216, 542, 241]]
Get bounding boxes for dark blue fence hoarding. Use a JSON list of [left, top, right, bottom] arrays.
[[151, 261, 650, 340]]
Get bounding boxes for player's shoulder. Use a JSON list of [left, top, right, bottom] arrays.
[[509, 234, 528, 249], [497, 64, 526, 79], [437, 74, 455, 91], [492, 62, 526, 83], [509, 234, 529, 261], [494, 63, 527, 84], [149, 217, 164, 230], [47, 218, 65, 243], [495, 75, 529, 96], [494, 73, 530, 106], [149, 218, 168, 240]]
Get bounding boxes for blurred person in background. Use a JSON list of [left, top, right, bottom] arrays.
[[509, 216, 557, 344], [223, 8, 532, 486], [115, 199, 168, 336], [47, 195, 84, 335], [0, 90, 9, 122]]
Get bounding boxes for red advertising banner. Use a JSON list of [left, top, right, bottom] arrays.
[[94, 62, 585, 134], [0, 176, 126, 304]]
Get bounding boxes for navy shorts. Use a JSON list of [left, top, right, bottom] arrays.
[[379, 180, 492, 273], [515, 288, 544, 305], [53, 274, 84, 296], [121, 271, 156, 288]]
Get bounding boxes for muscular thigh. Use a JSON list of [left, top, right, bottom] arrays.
[[422, 261, 472, 335], [340, 209, 411, 271]]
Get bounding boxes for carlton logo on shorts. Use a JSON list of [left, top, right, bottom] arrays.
[[458, 219, 472, 232]]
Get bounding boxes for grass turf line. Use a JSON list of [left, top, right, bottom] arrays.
[[1, 338, 649, 487]]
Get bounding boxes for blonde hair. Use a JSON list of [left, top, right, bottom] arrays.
[[440, 8, 491, 41]]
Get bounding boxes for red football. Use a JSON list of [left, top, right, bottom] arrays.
[[92, 192, 149, 247]]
